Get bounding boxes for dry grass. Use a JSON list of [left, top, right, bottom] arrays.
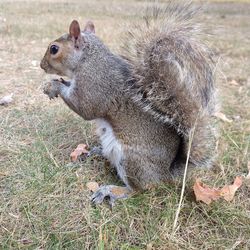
[[0, 0, 249, 249]]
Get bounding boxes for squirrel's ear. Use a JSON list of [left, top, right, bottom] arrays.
[[69, 20, 81, 39], [83, 21, 95, 34]]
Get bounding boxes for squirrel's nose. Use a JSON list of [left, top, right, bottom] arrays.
[[40, 58, 47, 71], [40, 60, 44, 70]]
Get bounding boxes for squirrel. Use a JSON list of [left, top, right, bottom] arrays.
[[40, 2, 218, 207]]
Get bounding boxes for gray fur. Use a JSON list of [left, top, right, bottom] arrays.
[[41, 1, 218, 192], [121, 1, 218, 169], [122, 1, 216, 132]]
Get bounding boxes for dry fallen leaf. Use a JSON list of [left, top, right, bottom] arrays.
[[70, 144, 89, 162], [214, 112, 232, 123], [220, 176, 243, 201], [193, 176, 243, 204], [86, 181, 99, 192], [193, 179, 221, 204], [0, 93, 13, 106]]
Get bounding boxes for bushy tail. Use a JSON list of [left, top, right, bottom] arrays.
[[122, 1, 218, 168]]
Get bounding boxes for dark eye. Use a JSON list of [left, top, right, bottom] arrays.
[[50, 45, 59, 55]]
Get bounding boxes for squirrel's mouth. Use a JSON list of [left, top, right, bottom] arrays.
[[40, 61, 57, 75], [40, 59, 49, 71]]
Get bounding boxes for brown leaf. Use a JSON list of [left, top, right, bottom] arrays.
[[193, 179, 221, 204], [193, 176, 243, 204], [86, 181, 99, 192], [220, 176, 243, 201], [214, 112, 232, 123], [70, 144, 89, 162]]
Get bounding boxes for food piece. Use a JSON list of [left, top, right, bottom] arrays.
[[70, 144, 89, 162]]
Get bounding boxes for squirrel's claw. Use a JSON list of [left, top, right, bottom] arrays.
[[91, 185, 130, 208]]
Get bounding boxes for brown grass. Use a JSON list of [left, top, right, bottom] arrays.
[[0, 0, 249, 249]]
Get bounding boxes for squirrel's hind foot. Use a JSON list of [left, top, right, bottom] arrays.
[[91, 185, 130, 208]]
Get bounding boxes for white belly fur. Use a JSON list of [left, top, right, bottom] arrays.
[[94, 119, 129, 187]]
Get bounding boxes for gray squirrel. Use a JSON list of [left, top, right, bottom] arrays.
[[40, 1, 218, 206]]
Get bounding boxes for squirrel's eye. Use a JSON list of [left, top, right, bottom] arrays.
[[50, 45, 59, 55]]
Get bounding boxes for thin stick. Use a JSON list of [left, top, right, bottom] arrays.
[[172, 119, 197, 235]]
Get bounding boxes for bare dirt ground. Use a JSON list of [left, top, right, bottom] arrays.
[[0, 0, 249, 249]]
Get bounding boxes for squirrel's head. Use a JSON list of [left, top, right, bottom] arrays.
[[40, 20, 95, 78]]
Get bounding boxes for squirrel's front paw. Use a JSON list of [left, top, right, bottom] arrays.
[[43, 79, 61, 99]]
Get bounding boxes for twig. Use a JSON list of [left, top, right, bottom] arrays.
[[172, 118, 197, 235]]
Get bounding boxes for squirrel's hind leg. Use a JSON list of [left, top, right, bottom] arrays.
[[91, 185, 131, 208], [170, 117, 217, 177]]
